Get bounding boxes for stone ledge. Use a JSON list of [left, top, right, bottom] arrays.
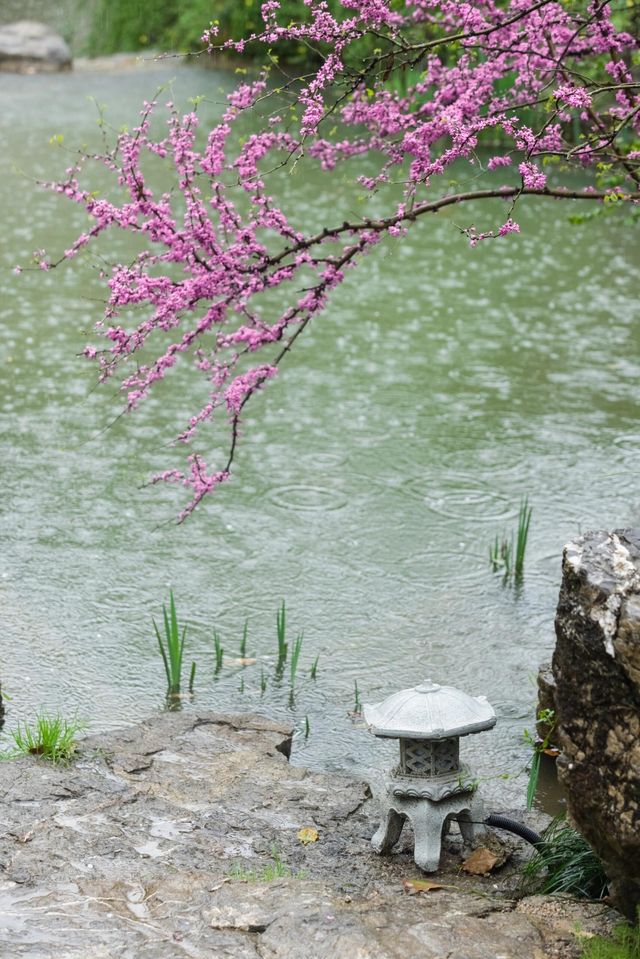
[[0, 711, 620, 958]]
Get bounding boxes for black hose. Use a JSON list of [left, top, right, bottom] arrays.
[[484, 813, 544, 848]]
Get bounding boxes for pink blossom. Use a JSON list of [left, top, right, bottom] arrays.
[[518, 161, 547, 190], [555, 84, 592, 110], [487, 155, 512, 171], [44, 0, 639, 516]]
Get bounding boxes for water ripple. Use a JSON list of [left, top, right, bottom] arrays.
[[400, 477, 513, 522], [267, 484, 348, 512]]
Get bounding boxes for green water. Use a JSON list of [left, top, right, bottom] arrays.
[[0, 58, 638, 806]]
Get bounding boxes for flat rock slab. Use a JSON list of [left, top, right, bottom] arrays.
[[0, 712, 619, 957], [0, 20, 71, 73]]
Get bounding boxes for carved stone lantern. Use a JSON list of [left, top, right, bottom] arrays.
[[364, 680, 496, 872]]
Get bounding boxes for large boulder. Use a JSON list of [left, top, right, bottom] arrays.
[[0, 20, 71, 73], [553, 528, 640, 920]]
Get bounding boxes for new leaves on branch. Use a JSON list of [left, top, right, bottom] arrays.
[[41, 1, 639, 519]]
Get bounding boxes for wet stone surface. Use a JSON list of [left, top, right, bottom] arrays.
[[0, 712, 619, 957]]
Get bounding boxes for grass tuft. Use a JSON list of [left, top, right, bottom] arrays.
[[490, 497, 532, 581], [521, 817, 609, 900], [7, 712, 85, 763], [514, 496, 532, 579], [227, 848, 304, 882], [153, 590, 187, 698], [579, 915, 640, 959]]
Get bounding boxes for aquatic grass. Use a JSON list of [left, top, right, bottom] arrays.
[[240, 619, 248, 659], [490, 534, 512, 576], [521, 817, 609, 900], [188, 661, 197, 694], [276, 600, 288, 672], [290, 632, 304, 686], [304, 715, 310, 739], [260, 668, 267, 694], [489, 497, 532, 581], [153, 591, 188, 698], [213, 631, 224, 674], [353, 680, 362, 716], [514, 496, 532, 579], [310, 655, 319, 680], [526, 748, 542, 811], [7, 712, 85, 763], [524, 708, 556, 810]]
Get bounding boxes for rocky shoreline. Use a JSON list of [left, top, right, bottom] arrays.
[[0, 711, 620, 958]]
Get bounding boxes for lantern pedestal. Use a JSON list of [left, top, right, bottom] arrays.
[[364, 680, 496, 874], [372, 774, 486, 872]]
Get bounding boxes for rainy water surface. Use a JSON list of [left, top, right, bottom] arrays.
[[0, 58, 638, 807]]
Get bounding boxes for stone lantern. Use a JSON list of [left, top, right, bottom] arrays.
[[364, 680, 496, 872]]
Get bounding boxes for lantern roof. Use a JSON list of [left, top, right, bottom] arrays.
[[363, 680, 496, 740]]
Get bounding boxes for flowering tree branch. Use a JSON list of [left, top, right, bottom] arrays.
[[31, 0, 639, 520]]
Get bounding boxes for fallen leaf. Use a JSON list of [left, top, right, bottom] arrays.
[[461, 847, 501, 876], [298, 827, 319, 845], [402, 879, 444, 895]]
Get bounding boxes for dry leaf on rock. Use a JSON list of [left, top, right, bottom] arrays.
[[297, 827, 319, 845], [402, 879, 444, 895], [461, 847, 501, 875]]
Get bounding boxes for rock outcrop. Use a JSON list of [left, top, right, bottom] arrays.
[[0, 20, 71, 72], [0, 711, 619, 957], [553, 528, 640, 920]]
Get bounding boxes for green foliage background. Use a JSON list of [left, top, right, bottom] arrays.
[[86, 0, 348, 61]]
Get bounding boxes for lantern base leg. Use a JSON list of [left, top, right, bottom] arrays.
[[456, 799, 486, 844], [371, 789, 482, 873], [371, 807, 405, 855]]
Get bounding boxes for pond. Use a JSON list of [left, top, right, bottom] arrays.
[[0, 56, 638, 808]]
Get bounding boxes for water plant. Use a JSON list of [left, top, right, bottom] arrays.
[[276, 600, 288, 672], [521, 817, 609, 900], [213, 630, 224, 674], [489, 534, 513, 576], [304, 715, 310, 739], [514, 496, 532, 578], [524, 707, 556, 810], [290, 631, 304, 686], [153, 591, 189, 698], [353, 680, 362, 716], [310, 655, 319, 680], [260, 668, 267, 694], [240, 619, 248, 659], [188, 661, 197, 694], [7, 712, 85, 763], [490, 497, 532, 581]]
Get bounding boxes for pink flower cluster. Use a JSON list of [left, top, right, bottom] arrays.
[[41, 0, 639, 517]]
